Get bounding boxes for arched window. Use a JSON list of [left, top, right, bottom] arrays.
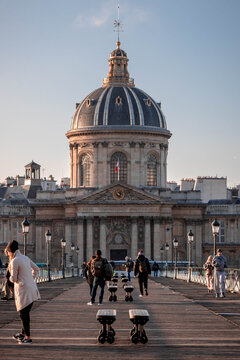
[[79, 154, 91, 186], [147, 154, 157, 186], [110, 152, 127, 183]]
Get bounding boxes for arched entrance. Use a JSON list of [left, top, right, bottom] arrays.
[[108, 232, 130, 260]]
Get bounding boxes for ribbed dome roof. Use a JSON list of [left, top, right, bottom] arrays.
[[71, 86, 168, 132]]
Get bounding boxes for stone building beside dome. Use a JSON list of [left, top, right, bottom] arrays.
[[0, 40, 240, 269]]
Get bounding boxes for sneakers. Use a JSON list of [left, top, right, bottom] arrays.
[[98, 303, 103, 306], [216, 293, 220, 298], [145, 289, 148, 296], [139, 294, 143, 297], [87, 301, 94, 305], [1, 296, 8, 300], [12, 333, 24, 341], [220, 293, 225, 298], [18, 338, 32, 344]]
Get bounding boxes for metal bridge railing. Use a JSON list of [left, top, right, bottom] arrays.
[[159, 267, 240, 293]]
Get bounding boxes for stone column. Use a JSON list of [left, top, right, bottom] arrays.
[[100, 217, 106, 257], [131, 217, 138, 259], [69, 144, 73, 188], [86, 217, 93, 261], [100, 142, 108, 186], [139, 142, 145, 186], [77, 218, 84, 267], [160, 144, 164, 187], [92, 143, 99, 187], [195, 222, 202, 266], [65, 222, 72, 266], [165, 223, 172, 263], [35, 224, 43, 263], [144, 217, 151, 259], [153, 218, 161, 260], [163, 145, 168, 188]]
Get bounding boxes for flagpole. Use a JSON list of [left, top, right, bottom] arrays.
[[118, 158, 120, 181]]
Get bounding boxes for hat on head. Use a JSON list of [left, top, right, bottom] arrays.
[[138, 249, 144, 255]]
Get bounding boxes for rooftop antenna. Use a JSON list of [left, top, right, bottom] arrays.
[[114, 1, 123, 46]]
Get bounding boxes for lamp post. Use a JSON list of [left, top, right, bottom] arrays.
[[173, 238, 179, 279], [211, 219, 220, 257], [165, 243, 169, 278], [71, 243, 75, 277], [160, 246, 164, 270], [45, 230, 52, 282], [21, 218, 30, 256], [61, 238, 66, 279], [76, 246, 80, 277], [187, 230, 194, 282]]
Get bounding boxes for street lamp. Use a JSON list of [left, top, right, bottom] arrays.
[[173, 238, 179, 279], [76, 246, 80, 276], [61, 238, 66, 279], [21, 218, 30, 256], [45, 230, 51, 282], [187, 230, 194, 282], [71, 243, 75, 277], [165, 243, 169, 278], [211, 219, 220, 257]]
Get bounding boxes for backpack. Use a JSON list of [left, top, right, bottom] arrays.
[[92, 258, 104, 277], [139, 259, 148, 273], [104, 262, 113, 280]]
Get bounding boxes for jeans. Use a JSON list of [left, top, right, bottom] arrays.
[[91, 277, 105, 304], [19, 302, 33, 337], [154, 270, 158, 277], [138, 273, 148, 295], [214, 271, 225, 295], [127, 271, 131, 282]]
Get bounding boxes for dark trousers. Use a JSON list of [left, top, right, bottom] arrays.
[[138, 273, 148, 295], [19, 302, 33, 337], [91, 277, 105, 304]]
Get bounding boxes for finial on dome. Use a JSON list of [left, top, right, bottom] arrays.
[[116, 41, 121, 49], [114, 2, 123, 43]]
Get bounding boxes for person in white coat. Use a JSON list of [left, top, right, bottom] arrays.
[[5, 240, 40, 344]]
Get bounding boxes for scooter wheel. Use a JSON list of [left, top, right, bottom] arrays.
[[113, 295, 117, 302], [109, 295, 113, 302], [107, 333, 115, 344], [140, 334, 148, 344], [98, 334, 106, 344], [131, 332, 139, 344], [110, 326, 115, 336], [129, 295, 133, 302]]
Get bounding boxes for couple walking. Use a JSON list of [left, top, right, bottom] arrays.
[[204, 249, 227, 298]]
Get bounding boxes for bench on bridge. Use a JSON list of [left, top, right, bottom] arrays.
[[123, 284, 134, 302], [129, 309, 149, 344], [96, 309, 117, 344], [108, 284, 118, 302]]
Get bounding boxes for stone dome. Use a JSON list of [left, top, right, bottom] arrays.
[[71, 86, 168, 132]]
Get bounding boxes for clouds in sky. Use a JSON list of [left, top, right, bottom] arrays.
[[74, 1, 148, 29]]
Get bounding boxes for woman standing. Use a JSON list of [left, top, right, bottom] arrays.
[[204, 255, 214, 293], [6, 240, 40, 344]]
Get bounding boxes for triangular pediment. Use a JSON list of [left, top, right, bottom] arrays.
[[74, 183, 162, 204]]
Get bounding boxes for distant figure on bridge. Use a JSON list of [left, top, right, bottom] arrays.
[[134, 250, 151, 297], [6, 240, 40, 344], [203, 255, 214, 293], [125, 256, 134, 281], [213, 249, 227, 298], [85, 256, 96, 295], [81, 261, 87, 277], [87, 249, 112, 305], [152, 261, 159, 277]]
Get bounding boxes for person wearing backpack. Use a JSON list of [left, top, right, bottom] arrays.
[[152, 261, 159, 277], [203, 255, 214, 293], [87, 249, 108, 306], [134, 250, 151, 297]]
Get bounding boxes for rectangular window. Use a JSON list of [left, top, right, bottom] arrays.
[[217, 221, 225, 243]]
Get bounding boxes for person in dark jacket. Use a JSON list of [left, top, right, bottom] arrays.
[[152, 261, 159, 277], [134, 251, 151, 297]]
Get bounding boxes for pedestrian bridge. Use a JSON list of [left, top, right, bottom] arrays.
[[0, 275, 240, 359]]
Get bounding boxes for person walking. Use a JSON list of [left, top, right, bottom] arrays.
[[152, 261, 159, 277], [87, 250, 107, 306], [213, 249, 227, 298], [1, 249, 14, 301], [81, 262, 87, 278], [125, 256, 134, 282], [6, 240, 40, 344], [85, 256, 95, 295], [203, 255, 214, 293], [134, 250, 151, 297]]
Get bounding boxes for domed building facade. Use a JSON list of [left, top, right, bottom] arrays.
[[66, 41, 171, 190]]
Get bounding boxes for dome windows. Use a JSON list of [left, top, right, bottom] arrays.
[[116, 96, 122, 106], [147, 154, 157, 186], [86, 99, 94, 107], [79, 154, 91, 186], [144, 98, 151, 107]]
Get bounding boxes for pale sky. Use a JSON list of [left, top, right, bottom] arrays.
[[0, 0, 239, 186]]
